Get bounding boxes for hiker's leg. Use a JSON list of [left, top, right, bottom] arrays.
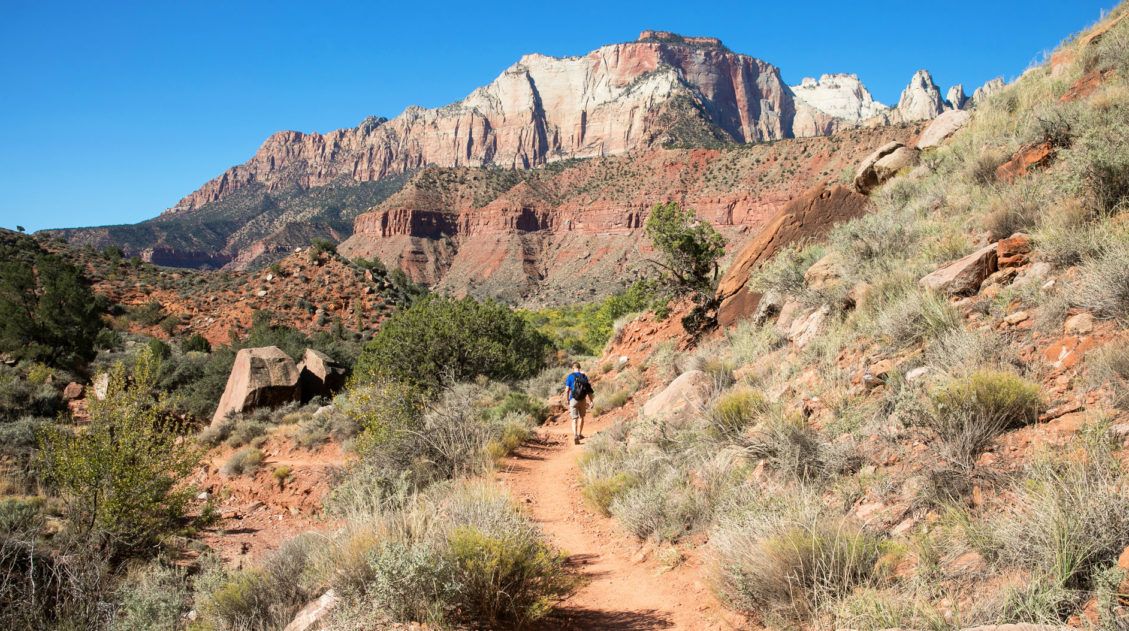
[[577, 402, 586, 437], [569, 400, 579, 439]]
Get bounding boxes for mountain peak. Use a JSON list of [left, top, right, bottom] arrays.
[[636, 30, 726, 49]]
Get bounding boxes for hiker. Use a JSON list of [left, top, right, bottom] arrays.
[[563, 361, 594, 445]]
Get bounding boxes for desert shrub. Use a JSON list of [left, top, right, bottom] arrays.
[[111, 561, 190, 631], [582, 472, 636, 517], [485, 412, 533, 461], [591, 368, 642, 415], [222, 447, 264, 477], [38, 348, 199, 558], [179, 333, 211, 354], [224, 417, 269, 448], [0, 237, 104, 369], [749, 243, 825, 299], [983, 186, 1042, 240], [146, 337, 171, 360], [0, 364, 62, 421], [967, 149, 1007, 185], [829, 204, 921, 281], [0, 497, 44, 534], [355, 295, 551, 391], [129, 300, 166, 327], [1088, 344, 1129, 409], [521, 365, 568, 401], [711, 492, 884, 623], [923, 327, 1013, 377], [1069, 246, 1129, 322], [644, 201, 727, 295], [874, 288, 961, 350], [195, 537, 318, 631], [924, 369, 1042, 465], [985, 442, 1129, 602], [707, 388, 771, 441], [308, 237, 337, 257], [610, 462, 710, 541], [487, 391, 548, 424], [328, 483, 570, 629], [745, 414, 846, 483], [725, 320, 786, 368]]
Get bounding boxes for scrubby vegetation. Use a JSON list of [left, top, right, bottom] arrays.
[[574, 7, 1129, 628]]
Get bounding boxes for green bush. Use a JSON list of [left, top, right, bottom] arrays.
[[355, 295, 551, 391], [581, 471, 636, 517], [875, 288, 962, 350], [38, 349, 200, 557], [111, 561, 189, 631], [0, 236, 104, 368], [0, 364, 62, 422], [645, 201, 727, 296], [180, 333, 211, 354], [487, 391, 548, 424], [521, 280, 662, 355], [128, 300, 166, 327]]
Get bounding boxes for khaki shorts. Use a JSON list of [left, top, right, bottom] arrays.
[[569, 398, 588, 420]]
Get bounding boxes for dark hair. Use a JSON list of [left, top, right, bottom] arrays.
[[572, 361, 581, 370]]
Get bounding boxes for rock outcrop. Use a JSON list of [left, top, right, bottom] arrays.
[[971, 78, 1006, 107], [854, 141, 908, 193], [715, 184, 871, 327], [642, 370, 713, 418], [916, 109, 972, 149], [918, 243, 999, 296], [212, 346, 300, 425], [297, 349, 347, 401], [892, 70, 948, 122], [946, 84, 968, 110], [790, 74, 889, 136]]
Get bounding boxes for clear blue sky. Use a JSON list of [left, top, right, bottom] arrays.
[[0, 0, 1118, 232]]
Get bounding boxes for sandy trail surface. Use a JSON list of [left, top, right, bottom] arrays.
[[497, 409, 743, 630]]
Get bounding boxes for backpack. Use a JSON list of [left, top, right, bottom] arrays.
[[570, 372, 593, 400]]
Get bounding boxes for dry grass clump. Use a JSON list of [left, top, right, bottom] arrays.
[[592, 368, 643, 415], [711, 491, 884, 624], [744, 414, 852, 484], [924, 369, 1042, 466], [221, 447, 264, 477], [961, 441, 1129, 624], [1087, 344, 1129, 409], [1069, 245, 1129, 323], [707, 388, 772, 441], [874, 288, 962, 351]]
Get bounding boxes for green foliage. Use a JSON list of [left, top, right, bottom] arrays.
[[522, 280, 662, 355], [644, 201, 727, 295], [0, 363, 62, 422], [308, 237, 337, 258], [179, 333, 211, 354], [355, 295, 551, 391], [486, 391, 548, 424], [708, 388, 771, 440], [0, 237, 103, 368], [111, 561, 190, 631], [581, 471, 636, 517], [128, 300, 166, 326], [38, 348, 200, 558], [194, 538, 317, 631]]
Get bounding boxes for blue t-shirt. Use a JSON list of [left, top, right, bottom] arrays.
[[565, 371, 584, 400]]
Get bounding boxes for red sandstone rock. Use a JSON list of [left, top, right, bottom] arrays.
[[996, 142, 1056, 183], [62, 382, 84, 401], [918, 244, 998, 296], [996, 233, 1032, 267], [714, 184, 871, 327], [1042, 335, 1098, 370], [212, 346, 300, 425]]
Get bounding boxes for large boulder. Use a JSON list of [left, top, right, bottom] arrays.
[[854, 141, 904, 194], [871, 146, 919, 183], [918, 243, 998, 296], [297, 349, 347, 401], [642, 370, 713, 419], [915, 109, 971, 149], [211, 346, 300, 425], [715, 184, 870, 327]]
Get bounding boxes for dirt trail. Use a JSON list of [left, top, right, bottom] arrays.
[[497, 410, 741, 630]]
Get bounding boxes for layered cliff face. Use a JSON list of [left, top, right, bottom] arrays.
[[338, 125, 921, 305], [48, 31, 1000, 274]]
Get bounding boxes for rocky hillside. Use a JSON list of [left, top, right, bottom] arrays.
[[46, 31, 996, 273], [338, 124, 922, 305]]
